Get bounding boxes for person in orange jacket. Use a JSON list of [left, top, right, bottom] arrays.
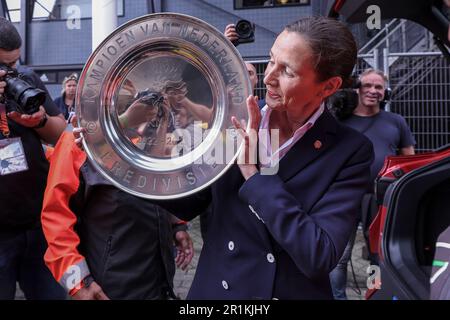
[[41, 128, 194, 300]]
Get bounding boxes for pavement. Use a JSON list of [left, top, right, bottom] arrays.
[[345, 227, 370, 300], [14, 218, 370, 300]]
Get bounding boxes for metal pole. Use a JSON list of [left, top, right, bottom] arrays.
[[383, 48, 389, 76], [387, 52, 442, 57], [0, 0, 7, 17], [92, 0, 118, 52], [19, 0, 29, 65], [401, 21, 407, 52], [383, 48, 391, 112], [373, 48, 379, 70]]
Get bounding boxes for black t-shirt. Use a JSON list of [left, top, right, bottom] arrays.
[[342, 110, 416, 182], [0, 66, 61, 232]]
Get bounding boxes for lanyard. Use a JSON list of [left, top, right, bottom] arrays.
[[0, 101, 10, 138]]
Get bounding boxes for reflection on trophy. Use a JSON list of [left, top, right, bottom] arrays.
[[76, 13, 251, 199], [118, 64, 212, 159]]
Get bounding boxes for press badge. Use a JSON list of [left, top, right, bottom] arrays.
[[0, 137, 29, 176]]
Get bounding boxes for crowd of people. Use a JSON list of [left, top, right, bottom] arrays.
[[1, 7, 448, 300]]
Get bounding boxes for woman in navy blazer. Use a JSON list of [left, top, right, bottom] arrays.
[[162, 16, 374, 300]]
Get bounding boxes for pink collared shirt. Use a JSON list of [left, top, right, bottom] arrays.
[[258, 103, 325, 168]]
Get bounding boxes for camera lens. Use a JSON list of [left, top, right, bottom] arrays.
[[5, 76, 46, 114], [19, 89, 46, 114], [235, 20, 253, 39]]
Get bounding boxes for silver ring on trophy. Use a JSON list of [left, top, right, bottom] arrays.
[[76, 13, 251, 199]]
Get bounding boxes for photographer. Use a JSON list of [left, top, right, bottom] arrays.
[[224, 24, 260, 97], [0, 17, 66, 299], [224, 21, 255, 46]]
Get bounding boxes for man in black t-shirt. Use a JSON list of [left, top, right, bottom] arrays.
[[343, 100, 415, 183], [0, 17, 66, 299], [329, 68, 415, 300]]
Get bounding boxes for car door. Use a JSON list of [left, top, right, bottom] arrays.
[[368, 146, 450, 299]]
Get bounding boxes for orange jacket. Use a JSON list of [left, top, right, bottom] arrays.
[[41, 131, 88, 296]]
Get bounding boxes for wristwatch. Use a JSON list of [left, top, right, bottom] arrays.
[[33, 113, 48, 129], [82, 275, 94, 288]]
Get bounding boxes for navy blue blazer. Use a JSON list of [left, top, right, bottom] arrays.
[[163, 109, 374, 299]]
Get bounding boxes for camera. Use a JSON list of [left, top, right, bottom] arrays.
[[234, 20, 255, 46], [0, 64, 46, 115]]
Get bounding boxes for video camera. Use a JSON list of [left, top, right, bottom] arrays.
[[0, 64, 46, 115]]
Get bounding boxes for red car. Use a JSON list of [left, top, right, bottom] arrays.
[[368, 147, 450, 299]]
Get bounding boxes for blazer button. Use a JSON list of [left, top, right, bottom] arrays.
[[222, 280, 229, 290], [228, 241, 235, 251], [267, 253, 275, 263]]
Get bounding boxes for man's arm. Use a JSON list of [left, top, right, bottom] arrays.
[[180, 97, 213, 124], [35, 113, 66, 145], [398, 115, 416, 156], [27, 68, 67, 144], [7, 107, 66, 144], [41, 131, 108, 299]]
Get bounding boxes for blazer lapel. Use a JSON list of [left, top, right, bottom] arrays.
[[277, 109, 338, 182]]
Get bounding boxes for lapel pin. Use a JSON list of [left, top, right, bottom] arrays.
[[314, 140, 322, 149]]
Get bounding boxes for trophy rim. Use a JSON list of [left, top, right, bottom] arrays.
[[76, 12, 251, 199]]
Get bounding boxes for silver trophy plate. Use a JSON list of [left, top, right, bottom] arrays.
[[76, 13, 251, 199]]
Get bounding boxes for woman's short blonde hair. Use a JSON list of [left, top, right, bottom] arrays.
[[61, 73, 78, 94]]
